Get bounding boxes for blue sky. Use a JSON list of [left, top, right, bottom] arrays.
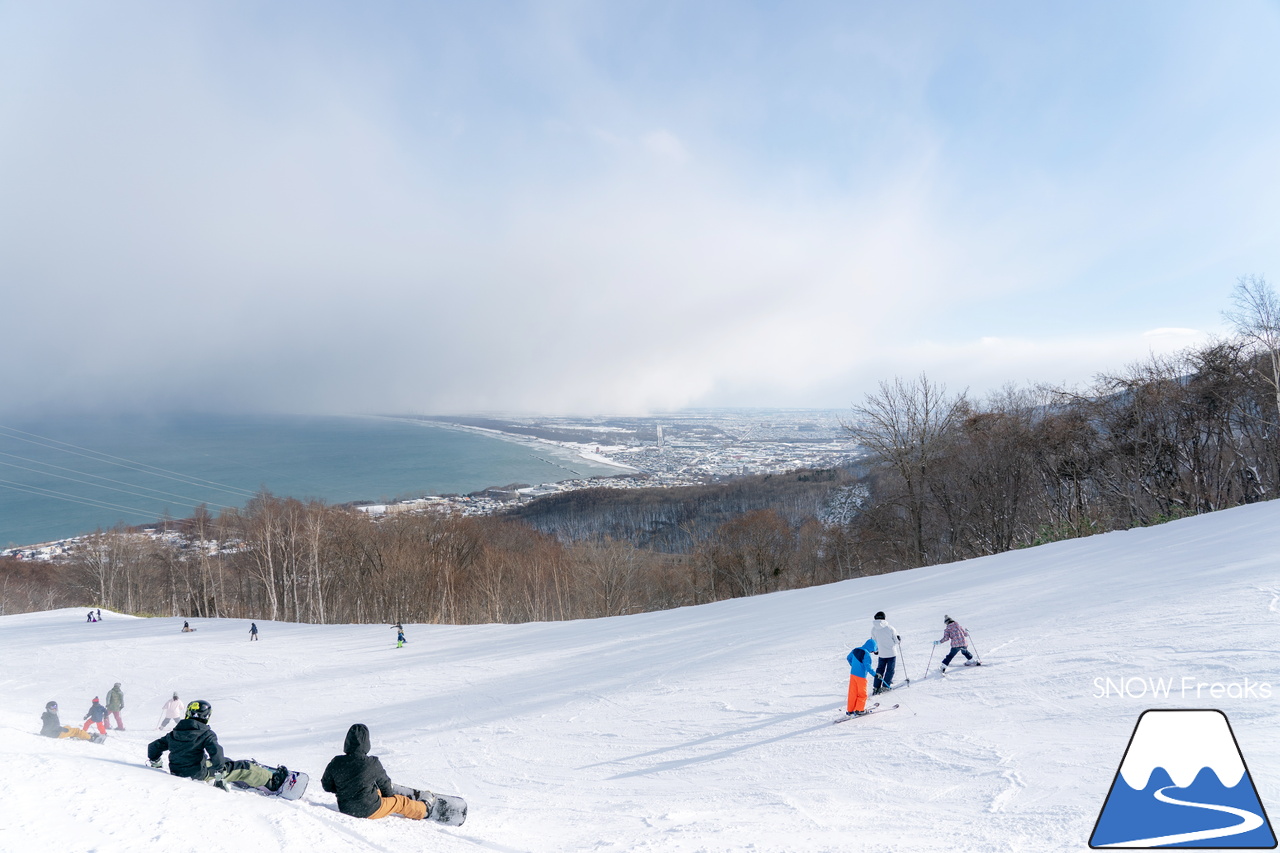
[[2, 1, 1278, 415]]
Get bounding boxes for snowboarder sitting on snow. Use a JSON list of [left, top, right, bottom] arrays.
[[41, 701, 97, 741], [147, 699, 290, 792], [934, 615, 975, 671], [158, 693, 184, 729], [82, 697, 108, 734], [321, 723, 430, 822], [871, 611, 902, 694], [845, 638, 879, 717]]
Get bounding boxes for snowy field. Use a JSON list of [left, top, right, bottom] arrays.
[[2, 501, 1279, 853]]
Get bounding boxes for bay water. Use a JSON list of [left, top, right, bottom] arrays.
[[0, 413, 622, 547]]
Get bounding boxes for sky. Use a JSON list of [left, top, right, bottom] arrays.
[[3, 1, 1279, 417]]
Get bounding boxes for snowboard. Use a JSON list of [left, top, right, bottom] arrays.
[[228, 768, 309, 800], [390, 783, 468, 826], [833, 703, 899, 724]]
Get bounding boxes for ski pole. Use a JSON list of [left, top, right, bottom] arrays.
[[922, 642, 936, 680], [896, 640, 911, 688], [965, 629, 983, 664]]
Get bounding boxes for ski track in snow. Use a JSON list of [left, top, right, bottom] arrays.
[[4, 501, 1280, 851]]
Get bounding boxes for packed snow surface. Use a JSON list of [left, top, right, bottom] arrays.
[[3, 502, 1279, 852]]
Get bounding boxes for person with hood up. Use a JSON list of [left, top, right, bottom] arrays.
[[158, 693, 184, 729], [321, 724, 429, 822], [147, 699, 290, 792], [105, 682, 125, 730], [934, 615, 975, 671], [844, 638, 878, 717], [870, 612, 903, 694], [41, 701, 98, 741], [82, 697, 108, 734]]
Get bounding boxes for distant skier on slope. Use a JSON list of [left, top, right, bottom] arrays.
[[870, 612, 902, 694], [844, 638, 878, 717], [321, 724, 431, 822], [158, 693, 184, 729], [249, 622, 259, 641], [934, 615, 976, 672], [394, 625, 406, 649], [147, 700, 290, 792], [41, 701, 99, 742]]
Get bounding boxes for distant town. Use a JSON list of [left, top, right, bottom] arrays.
[[3, 409, 863, 560], [360, 409, 862, 517]]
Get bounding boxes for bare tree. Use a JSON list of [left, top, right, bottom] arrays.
[[844, 374, 967, 564], [1224, 274, 1280, 428]]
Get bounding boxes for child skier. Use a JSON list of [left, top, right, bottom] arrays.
[[934, 615, 976, 671], [844, 638, 878, 717], [82, 697, 108, 734], [147, 700, 290, 792], [250, 623, 259, 641], [158, 693, 184, 729], [105, 682, 125, 730], [870, 612, 902, 694], [41, 701, 99, 741], [321, 723, 430, 821]]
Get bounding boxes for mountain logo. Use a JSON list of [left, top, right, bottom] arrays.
[[1090, 709, 1276, 849]]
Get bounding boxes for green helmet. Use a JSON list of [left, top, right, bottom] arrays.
[[185, 699, 212, 723]]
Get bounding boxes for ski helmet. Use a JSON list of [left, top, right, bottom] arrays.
[[874, 611, 886, 620], [46, 700, 57, 711], [185, 699, 212, 723]]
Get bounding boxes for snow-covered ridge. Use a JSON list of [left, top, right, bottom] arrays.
[[4, 501, 1280, 851]]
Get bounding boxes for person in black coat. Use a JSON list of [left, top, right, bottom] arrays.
[[147, 699, 288, 791], [41, 701, 96, 741], [321, 724, 426, 821]]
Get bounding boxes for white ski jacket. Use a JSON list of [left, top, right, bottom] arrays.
[[871, 619, 899, 658]]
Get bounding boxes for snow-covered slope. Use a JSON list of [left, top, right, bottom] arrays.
[[3, 502, 1279, 853]]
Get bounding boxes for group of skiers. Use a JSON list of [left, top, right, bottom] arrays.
[[85, 609, 102, 622], [844, 613, 978, 717]]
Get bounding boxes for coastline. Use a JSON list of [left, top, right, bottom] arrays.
[[381, 415, 641, 479]]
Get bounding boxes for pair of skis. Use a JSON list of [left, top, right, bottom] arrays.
[[832, 702, 900, 724]]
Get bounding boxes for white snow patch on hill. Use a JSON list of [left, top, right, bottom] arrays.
[[3, 502, 1279, 852]]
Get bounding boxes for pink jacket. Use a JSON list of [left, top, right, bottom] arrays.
[[940, 622, 967, 648]]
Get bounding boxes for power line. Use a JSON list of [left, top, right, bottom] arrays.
[[0, 424, 259, 500], [0, 452, 238, 511], [0, 478, 162, 521]]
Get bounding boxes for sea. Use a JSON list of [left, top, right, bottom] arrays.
[[0, 413, 627, 547]]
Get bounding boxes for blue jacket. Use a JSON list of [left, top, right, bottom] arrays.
[[847, 639, 878, 678]]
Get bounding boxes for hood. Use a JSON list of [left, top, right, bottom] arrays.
[[113, 683, 121, 688], [861, 638, 878, 655], [343, 723, 371, 757]]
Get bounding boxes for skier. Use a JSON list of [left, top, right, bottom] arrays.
[[249, 622, 259, 641], [105, 682, 125, 730], [321, 723, 429, 821], [87, 611, 95, 623], [934, 615, 976, 671], [395, 626, 406, 649], [96, 608, 102, 620], [870, 611, 902, 694], [147, 699, 290, 792], [82, 697, 108, 734], [41, 701, 98, 741], [844, 638, 878, 717], [182, 621, 194, 632], [158, 693, 184, 729]]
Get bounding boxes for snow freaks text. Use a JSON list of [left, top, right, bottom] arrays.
[[1093, 676, 1273, 700]]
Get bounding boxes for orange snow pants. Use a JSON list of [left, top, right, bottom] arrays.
[[368, 794, 427, 821], [846, 674, 868, 714]]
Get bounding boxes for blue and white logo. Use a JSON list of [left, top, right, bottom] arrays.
[[1090, 709, 1276, 848]]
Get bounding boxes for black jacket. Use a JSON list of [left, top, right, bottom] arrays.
[[41, 711, 63, 737], [148, 719, 225, 779], [321, 723, 392, 818]]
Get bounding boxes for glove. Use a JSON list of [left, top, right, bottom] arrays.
[[933, 640, 940, 645], [148, 759, 162, 769], [897, 635, 901, 641]]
